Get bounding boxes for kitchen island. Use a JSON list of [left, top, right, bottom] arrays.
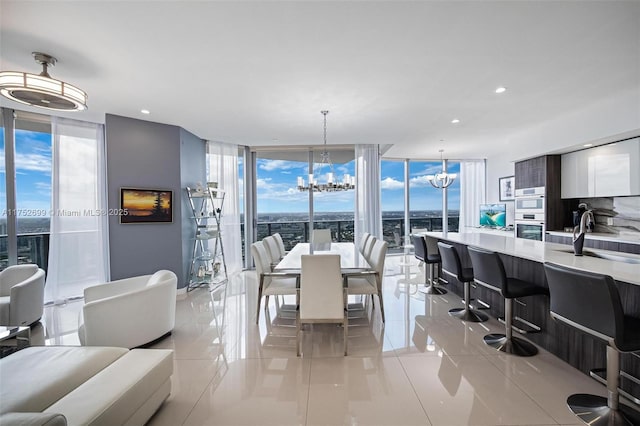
[[421, 231, 640, 398]]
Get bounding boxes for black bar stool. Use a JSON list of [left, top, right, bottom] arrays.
[[544, 262, 640, 426], [437, 242, 487, 323], [411, 235, 447, 295], [468, 247, 548, 357]]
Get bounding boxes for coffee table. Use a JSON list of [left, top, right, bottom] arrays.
[[0, 326, 30, 358]]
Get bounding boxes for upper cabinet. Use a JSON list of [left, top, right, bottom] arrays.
[[515, 156, 547, 189], [561, 138, 640, 198]]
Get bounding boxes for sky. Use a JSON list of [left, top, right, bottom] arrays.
[[254, 155, 460, 214], [0, 129, 53, 217], [0, 129, 460, 218]]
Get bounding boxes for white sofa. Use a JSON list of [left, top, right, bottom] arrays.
[[0, 346, 173, 425], [79, 270, 177, 349], [0, 264, 46, 326]]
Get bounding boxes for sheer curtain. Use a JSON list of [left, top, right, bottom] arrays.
[[458, 160, 486, 230], [354, 144, 382, 243], [45, 117, 109, 304], [207, 141, 242, 275]]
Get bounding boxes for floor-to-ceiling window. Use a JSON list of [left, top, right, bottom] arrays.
[[408, 160, 460, 232], [255, 150, 310, 249], [312, 148, 355, 242], [0, 110, 52, 271], [380, 159, 405, 251]]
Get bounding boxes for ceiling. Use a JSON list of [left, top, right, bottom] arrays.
[[1, 1, 639, 160]]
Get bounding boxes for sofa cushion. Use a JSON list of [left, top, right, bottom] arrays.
[[0, 412, 67, 426], [44, 349, 173, 426], [0, 346, 128, 414]]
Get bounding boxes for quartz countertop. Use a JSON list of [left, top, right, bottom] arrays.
[[422, 231, 640, 285]]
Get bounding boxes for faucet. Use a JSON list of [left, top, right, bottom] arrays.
[[572, 209, 594, 256]]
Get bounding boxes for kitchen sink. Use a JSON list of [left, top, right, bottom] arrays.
[[553, 248, 640, 264]]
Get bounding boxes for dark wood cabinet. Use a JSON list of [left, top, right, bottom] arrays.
[[515, 155, 565, 231]]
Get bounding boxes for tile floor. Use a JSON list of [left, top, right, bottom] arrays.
[[37, 255, 611, 426]]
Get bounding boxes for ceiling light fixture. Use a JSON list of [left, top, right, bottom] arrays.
[[583, 143, 593, 147], [451, 119, 460, 124], [0, 52, 87, 111], [141, 109, 150, 114], [495, 87, 507, 94], [298, 110, 355, 192], [426, 149, 457, 189]]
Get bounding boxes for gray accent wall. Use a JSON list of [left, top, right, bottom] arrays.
[[180, 128, 207, 285], [105, 114, 205, 288]]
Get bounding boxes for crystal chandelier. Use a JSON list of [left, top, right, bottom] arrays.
[[426, 149, 457, 189], [0, 52, 87, 111], [297, 110, 355, 192]]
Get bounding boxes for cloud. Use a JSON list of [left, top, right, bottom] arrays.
[[409, 175, 433, 187], [380, 177, 404, 190], [0, 152, 52, 174], [258, 159, 305, 172]]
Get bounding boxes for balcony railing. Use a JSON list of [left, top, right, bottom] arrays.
[[250, 215, 459, 256], [0, 233, 50, 272]]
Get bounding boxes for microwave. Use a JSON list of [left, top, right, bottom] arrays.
[[515, 197, 545, 214]]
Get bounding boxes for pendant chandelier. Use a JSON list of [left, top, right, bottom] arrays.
[[0, 52, 88, 111], [297, 110, 355, 192], [427, 149, 457, 189]]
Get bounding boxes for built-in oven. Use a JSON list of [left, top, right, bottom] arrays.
[[515, 221, 545, 241], [514, 186, 546, 241]]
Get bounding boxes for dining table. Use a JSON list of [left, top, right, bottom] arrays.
[[274, 242, 371, 273]]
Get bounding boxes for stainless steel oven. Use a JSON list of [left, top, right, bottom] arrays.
[[515, 221, 545, 241], [515, 186, 546, 241]]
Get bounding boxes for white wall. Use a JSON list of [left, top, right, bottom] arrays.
[[485, 89, 640, 227]]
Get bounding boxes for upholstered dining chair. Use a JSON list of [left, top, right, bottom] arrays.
[[272, 233, 288, 258], [263, 235, 283, 267], [311, 229, 332, 250], [251, 241, 299, 324], [362, 235, 376, 262], [297, 254, 347, 356], [346, 239, 388, 323], [358, 232, 371, 254]]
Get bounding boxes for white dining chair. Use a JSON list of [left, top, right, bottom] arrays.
[[251, 241, 299, 324], [362, 235, 376, 262], [273, 233, 288, 258], [312, 229, 332, 244], [297, 254, 347, 356], [346, 239, 388, 323], [263, 235, 283, 266], [358, 232, 371, 254]]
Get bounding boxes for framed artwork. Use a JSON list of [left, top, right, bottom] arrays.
[[120, 188, 173, 224], [499, 176, 515, 201]]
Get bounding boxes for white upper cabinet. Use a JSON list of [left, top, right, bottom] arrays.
[[561, 138, 640, 198]]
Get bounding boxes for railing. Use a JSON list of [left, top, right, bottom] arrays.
[[0, 233, 50, 272], [250, 216, 459, 255]]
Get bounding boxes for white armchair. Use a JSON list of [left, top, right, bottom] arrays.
[[78, 270, 177, 348], [0, 265, 46, 326]]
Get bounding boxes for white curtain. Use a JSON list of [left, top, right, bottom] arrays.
[[354, 144, 382, 242], [458, 160, 486, 229], [207, 141, 242, 275], [45, 117, 109, 304]]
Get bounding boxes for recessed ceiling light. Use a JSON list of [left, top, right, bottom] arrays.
[[451, 119, 460, 124], [583, 143, 593, 147], [495, 87, 507, 94], [141, 109, 150, 114]]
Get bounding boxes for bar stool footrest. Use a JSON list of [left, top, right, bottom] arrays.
[[589, 368, 640, 407], [566, 393, 640, 426], [497, 316, 542, 335]]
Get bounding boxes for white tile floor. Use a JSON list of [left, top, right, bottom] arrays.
[[37, 255, 610, 426]]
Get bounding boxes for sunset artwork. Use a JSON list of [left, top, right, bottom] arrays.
[[120, 188, 173, 223]]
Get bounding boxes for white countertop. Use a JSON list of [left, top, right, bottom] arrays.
[[546, 230, 640, 245], [422, 231, 640, 285]]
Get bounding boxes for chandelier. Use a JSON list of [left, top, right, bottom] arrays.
[[297, 110, 355, 192], [0, 52, 88, 111], [427, 149, 457, 189]]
